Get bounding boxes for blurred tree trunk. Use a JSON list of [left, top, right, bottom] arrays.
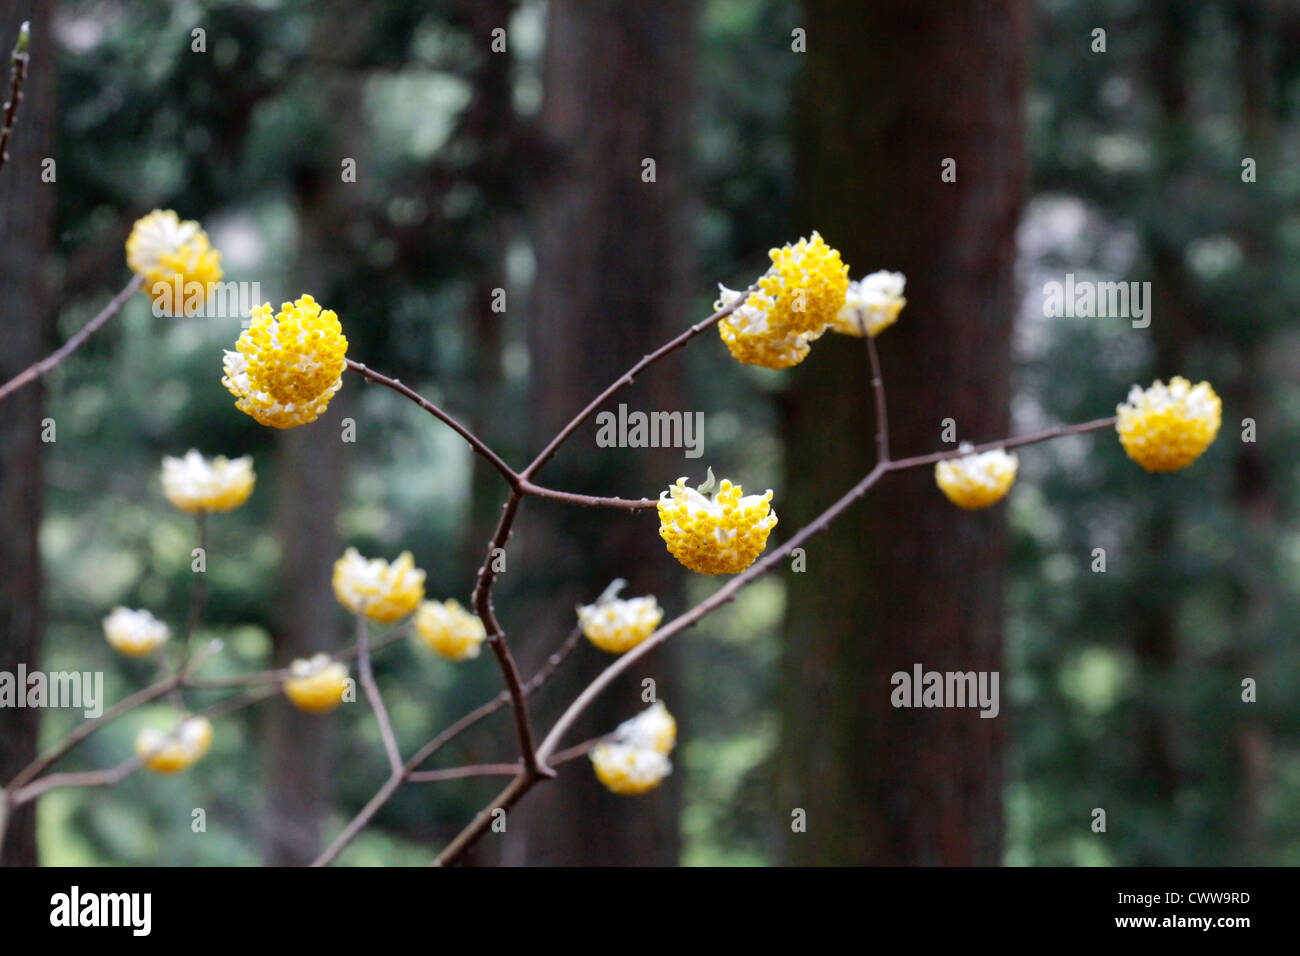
[[0, 5, 55, 867], [1127, 1, 1192, 862], [779, 0, 1027, 864], [504, 0, 695, 866], [260, 4, 360, 864], [1223, 0, 1275, 863]]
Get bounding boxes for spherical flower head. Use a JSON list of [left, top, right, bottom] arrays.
[[612, 701, 677, 756], [935, 443, 1018, 510], [332, 548, 426, 622], [283, 653, 350, 714], [222, 295, 348, 429], [125, 210, 223, 314], [828, 271, 907, 337], [415, 599, 487, 661], [160, 450, 255, 514], [658, 469, 777, 575], [103, 606, 169, 657], [717, 231, 849, 369], [135, 716, 212, 774], [590, 742, 672, 796], [1116, 376, 1221, 472], [577, 580, 663, 654], [715, 285, 825, 369]]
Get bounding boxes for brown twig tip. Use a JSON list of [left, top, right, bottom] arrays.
[[0, 21, 30, 173]]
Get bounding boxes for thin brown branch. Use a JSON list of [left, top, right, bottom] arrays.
[[471, 491, 551, 779], [535, 458, 888, 764], [519, 277, 762, 482], [407, 763, 521, 783], [12, 675, 271, 806], [13, 757, 142, 804], [159, 513, 208, 710], [431, 772, 532, 867], [311, 626, 582, 866], [0, 273, 145, 403], [180, 513, 209, 653], [355, 616, 403, 777], [5, 676, 177, 792], [886, 417, 1119, 470], [346, 357, 519, 488], [436, 412, 1122, 865], [519, 480, 656, 511], [549, 735, 609, 766], [4, 638, 222, 794], [536, 416, 1121, 763], [860, 318, 890, 462], [0, 21, 29, 175]]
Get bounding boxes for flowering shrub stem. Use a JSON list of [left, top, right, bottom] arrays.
[[354, 617, 404, 777], [310, 625, 584, 866], [0, 243, 1137, 867], [519, 277, 763, 483], [470, 491, 553, 780], [345, 357, 520, 487], [431, 412, 1124, 864], [0, 273, 144, 402], [408, 763, 522, 783], [862, 317, 891, 461], [0, 22, 30, 175]]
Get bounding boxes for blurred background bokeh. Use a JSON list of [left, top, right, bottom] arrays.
[[2, 0, 1298, 866]]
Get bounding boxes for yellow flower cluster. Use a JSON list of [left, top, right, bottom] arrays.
[[332, 548, 426, 622], [827, 271, 907, 338], [415, 599, 487, 661], [576, 580, 663, 654], [283, 654, 351, 714], [718, 232, 850, 369], [658, 471, 777, 575], [935, 444, 1019, 510], [103, 607, 169, 657], [590, 702, 677, 796], [126, 210, 223, 314], [223, 295, 348, 429], [135, 716, 213, 774], [160, 450, 255, 514], [1116, 377, 1221, 472]]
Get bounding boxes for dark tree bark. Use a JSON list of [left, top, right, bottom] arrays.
[[503, 0, 695, 866], [778, 0, 1027, 865], [457, 0, 517, 573], [0, 4, 56, 867]]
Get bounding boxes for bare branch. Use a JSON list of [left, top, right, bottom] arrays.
[[4, 676, 177, 792], [859, 315, 890, 462], [407, 763, 520, 783], [0, 274, 145, 403], [519, 481, 656, 511], [471, 492, 551, 780], [346, 357, 519, 488], [0, 21, 30, 175], [311, 626, 583, 866], [355, 616, 403, 777], [519, 278, 761, 482]]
